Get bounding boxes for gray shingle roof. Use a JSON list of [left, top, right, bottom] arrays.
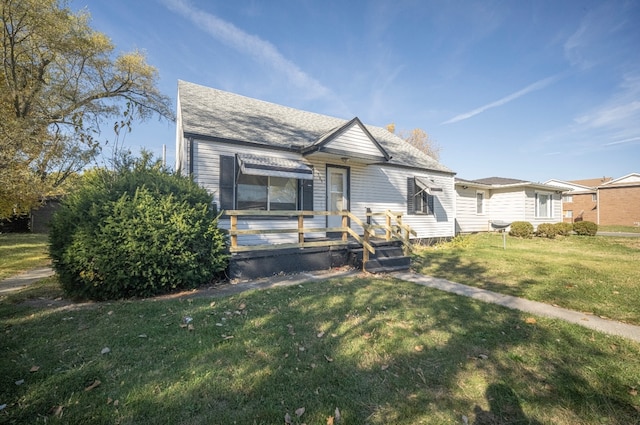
[[178, 80, 454, 174], [471, 177, 529, 185]]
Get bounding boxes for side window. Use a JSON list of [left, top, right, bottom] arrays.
[[407, 177, 434, 215], [476, 191, 484, 214], [535, 192, 553, 218]]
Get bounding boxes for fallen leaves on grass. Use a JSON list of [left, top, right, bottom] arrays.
[[84, 380, 101, 391]]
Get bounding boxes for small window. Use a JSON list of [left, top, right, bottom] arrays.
[[565, 210, 573, 218], [592, 194, 597, 202], [476, 192, 485, 214], [563, 194, 573, 203], [536, 193, 553, 218], [408, 177, 434, 215]]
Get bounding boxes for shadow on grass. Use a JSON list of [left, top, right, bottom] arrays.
[[1, 277, 639, 424]]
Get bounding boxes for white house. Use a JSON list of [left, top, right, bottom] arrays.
[[176, 80, 456, 244], [175, 81, 456, 278], [455, 177, 565, 233]]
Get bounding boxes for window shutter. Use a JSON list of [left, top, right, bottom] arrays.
[[407, 177, 415, 214], [300, 177, 314, 211], [219, 155, 235, 210]]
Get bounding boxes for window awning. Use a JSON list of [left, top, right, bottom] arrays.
[[237, 154, 313, 180], [415, 177, 442, 196]]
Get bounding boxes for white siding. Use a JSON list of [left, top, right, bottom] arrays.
[[191, 140, 325, 245], [324, 124, 384, 158], [524, 189, 563, 228], [455, 187, 490, 232], [350, 166, 455, 239], [489, 189, 526, 223], [187, 139, 455, 244], [456, 186, 562, 233]]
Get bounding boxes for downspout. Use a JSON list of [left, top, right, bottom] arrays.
[[596, 187, 600, 225], [188, 137, 194, 177]]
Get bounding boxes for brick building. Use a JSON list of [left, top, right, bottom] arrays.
[[546, 174, 640, 227], [597, 174, 640, 226]]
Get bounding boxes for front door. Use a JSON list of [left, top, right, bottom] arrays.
[[326, 166, 349, 232]]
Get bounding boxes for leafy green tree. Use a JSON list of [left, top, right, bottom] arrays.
[[0, 0, 173, 218]]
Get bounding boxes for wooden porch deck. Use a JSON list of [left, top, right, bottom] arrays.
[[223, 210, 416, 279]]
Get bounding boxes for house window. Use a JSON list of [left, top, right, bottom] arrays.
[[536, 192, 553, 218], [565, 210, 573, 218], [237, 174, 297, 211], [476, 191, 485, 214], [592, 194, 597, 202], [219, 154, 313, 213], [563, 194, 573, 203], [407, 177, 435, 215]]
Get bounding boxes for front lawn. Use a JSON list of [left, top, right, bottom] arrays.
[[1, 276, 640, 424], [413, 233, 640, 325], [0, 233, 50, 280]]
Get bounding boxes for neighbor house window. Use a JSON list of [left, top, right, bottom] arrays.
[[563, 194, 573, 203], [565, 210, 573, 218], [407, 177, 435, 215], [476, 191, 485, 214], [592, 194, 597, 202], [536, 192, 553, 218]]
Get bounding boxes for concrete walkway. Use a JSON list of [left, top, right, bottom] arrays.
[[393, 271, 640, 343], [0, 267, 55, 294], [2, 266, 640, 343]]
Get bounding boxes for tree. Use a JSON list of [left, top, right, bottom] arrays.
[[0, 0, 174, 218], [386, 123, 441, 161]]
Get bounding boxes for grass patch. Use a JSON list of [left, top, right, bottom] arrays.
[[414, 233, 640, 325], [599, 225, 640, 233], [1, 276, 640, 424], [0, 233, 50, 280]]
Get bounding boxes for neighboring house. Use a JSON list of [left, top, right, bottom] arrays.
[[175, 80, 456, 248], [546, 174, 640, 226], [544, 177, 610, 223], [455, 177, 564, 233]]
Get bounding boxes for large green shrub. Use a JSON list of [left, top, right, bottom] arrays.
[[573, 220, 598, 236], [536, 223, 558, 239], [509, 221, 534, 238], [49, 153, 228, 300], [553, 222, 573, 236]]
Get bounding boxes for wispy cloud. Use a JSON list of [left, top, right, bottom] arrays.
[[603, 136, 640, 147], [161, 0, 330, 100], [442, 74, 563, 125]]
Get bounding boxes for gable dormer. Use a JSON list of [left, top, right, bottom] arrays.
[[301, 117, 390, 163]]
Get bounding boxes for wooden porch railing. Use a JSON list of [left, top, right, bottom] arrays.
[[224, 210, 416, 268]]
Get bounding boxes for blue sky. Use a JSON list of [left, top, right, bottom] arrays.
[[71, 0, 639, 182]]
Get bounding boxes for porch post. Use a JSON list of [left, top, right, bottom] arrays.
[[341, 212, 348, 242], [386, 211, 392, 240], [298, 214, 304, 245], [230, 214, 238, 250]]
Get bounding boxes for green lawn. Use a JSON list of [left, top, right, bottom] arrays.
[[413, 233, 640, 325], [1, 276, 639, 424], [598, 225, 640, 233], [0, 233, 50, 280]]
